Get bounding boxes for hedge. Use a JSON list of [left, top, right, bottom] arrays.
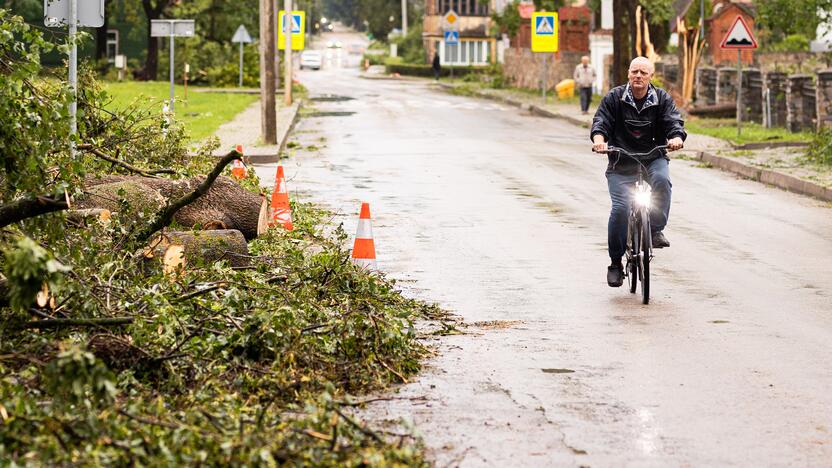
[[385, 62, 484, 77]]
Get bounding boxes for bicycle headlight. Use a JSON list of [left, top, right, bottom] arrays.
[[635, 190, 651, 207]]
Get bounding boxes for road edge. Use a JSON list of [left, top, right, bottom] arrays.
[[697, 151, 832, 202]]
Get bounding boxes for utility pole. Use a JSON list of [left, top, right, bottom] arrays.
[[260, 0, 277, 144], [284, 0, 293, 105], [401, 0, 407, 36]]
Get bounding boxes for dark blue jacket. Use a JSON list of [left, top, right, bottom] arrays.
[[590, 83, 686, 173]]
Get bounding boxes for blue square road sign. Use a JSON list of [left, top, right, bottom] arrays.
[[535, 16, 554, 36], [444, 30, 459, 45]]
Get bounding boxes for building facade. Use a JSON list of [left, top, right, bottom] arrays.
[[423, 0, 497, 66]]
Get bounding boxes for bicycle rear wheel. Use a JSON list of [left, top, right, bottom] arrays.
[[640, 210, 651, 305]]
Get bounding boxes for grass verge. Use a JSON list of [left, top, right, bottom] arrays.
[[685, 117, 813, 146], [102, 81, 259, 142]]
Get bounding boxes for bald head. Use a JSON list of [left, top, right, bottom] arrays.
[[629, 56, 654, 74], [627, 56, 654, 98]]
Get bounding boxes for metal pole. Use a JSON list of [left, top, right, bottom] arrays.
[[284, 2, 293, 105], [69, 0, 77, 159], [736, 49, 742, 137], [766, 88, 772, 128], [239, 41, 244, 87], [169, 33, 175, 113], [401, 0, 407, 37], [541, 53, 548, 100], [700, 0, 704, 40]]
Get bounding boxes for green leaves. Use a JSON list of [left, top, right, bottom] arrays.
[[3, 236, 70, 313]]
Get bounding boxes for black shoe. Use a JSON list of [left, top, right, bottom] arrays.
[[607, 262, 624, 287], [652, 231, 670, 249]]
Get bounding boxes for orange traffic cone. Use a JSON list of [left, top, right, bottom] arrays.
[[351, 202, 376, 270], [269, 165, 294, 230], [231, 144, 247, 179]]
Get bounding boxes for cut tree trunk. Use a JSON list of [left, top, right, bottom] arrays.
[[82, 176, 269, 240], [146, 229, 251, 270]]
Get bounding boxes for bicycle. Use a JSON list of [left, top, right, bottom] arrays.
[[596, 145, 667, 305]]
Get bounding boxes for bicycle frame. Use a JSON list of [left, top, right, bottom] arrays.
[[597, 145, 666, 304]]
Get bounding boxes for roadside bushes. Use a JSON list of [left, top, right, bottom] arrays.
[[386, 62, 484, 77], [807, 128, 832, 167]]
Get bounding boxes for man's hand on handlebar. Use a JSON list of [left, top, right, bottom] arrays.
[[667, 137, 684, 151], [592, 135, 607, 154]]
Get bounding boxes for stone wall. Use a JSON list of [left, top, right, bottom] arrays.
[[817, 70, 832, 130], [716, 68, 738, 105], [764, 72, 788, 128], [787, 75, 816, 132], [743, 69, 763, 123], [696, 67, 717, 106], [503, 48, 582, 91]]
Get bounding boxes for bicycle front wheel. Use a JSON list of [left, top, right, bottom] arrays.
[[640, 209, 651, 305], [627, 215, 638, 294]]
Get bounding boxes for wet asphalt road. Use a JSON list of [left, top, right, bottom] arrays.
[[255, 36, 832, 466]]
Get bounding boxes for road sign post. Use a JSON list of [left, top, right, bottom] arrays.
[[232, 25, 253, 87], [151, 19, 196, 114], [442, 9, 459, 80], [531, 12, 558, 101], [719, 15, 757, 138], [44, 0, 105, 159]]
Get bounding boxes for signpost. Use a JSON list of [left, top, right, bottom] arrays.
[[232, 24, 253, 87], [151, 19, 196, 114], [442, 9, 459, 78], [531, 12, 558, 100], [720, 15, 757, 137], [44, 0, 105, 158]]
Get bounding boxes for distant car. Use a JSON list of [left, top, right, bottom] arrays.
[[299, 50, 322, 70], [326, 40, 342, 48]]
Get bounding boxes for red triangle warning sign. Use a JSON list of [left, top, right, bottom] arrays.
[[720, 16, 758, 49]]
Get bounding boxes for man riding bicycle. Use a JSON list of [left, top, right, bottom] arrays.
[[590, 57, 686, 288]]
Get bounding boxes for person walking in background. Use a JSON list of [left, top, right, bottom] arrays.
[[574, 55, 596, 114], [432, 52, 441, 81]]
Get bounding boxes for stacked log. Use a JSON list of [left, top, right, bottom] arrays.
[[82, 176, 269, 240]]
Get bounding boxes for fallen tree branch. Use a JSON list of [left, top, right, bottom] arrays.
[[133, 150, 241, 243], [0, 194, 69, 228], [77, 144, 175, 177], [19, 317, 134, 329], [331, 406, 384, 443]]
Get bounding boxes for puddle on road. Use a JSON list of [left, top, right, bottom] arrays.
[[541, 368, 575, 374], [307, 111, 356, 117], [310, 95, 355, 102]]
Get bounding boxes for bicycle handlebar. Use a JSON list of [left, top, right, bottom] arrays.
[[593, 145, 667, 158]]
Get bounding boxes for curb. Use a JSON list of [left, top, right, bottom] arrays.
[[205, 101, 302, 165], [435, 83, 590, 128], [697, 151, 832, 202], [733, 141, 810, 150]]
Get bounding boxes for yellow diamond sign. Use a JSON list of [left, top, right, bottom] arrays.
[[443, 9, 459, 31]]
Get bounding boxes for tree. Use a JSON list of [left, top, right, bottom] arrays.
[[757, 0, 832, 48], [140, 0, 176, 80]]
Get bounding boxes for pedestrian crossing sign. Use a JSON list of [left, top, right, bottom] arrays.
[[444, 30, 459, 45], [531, 12, 558, 52], [278, 10, 305, 50]]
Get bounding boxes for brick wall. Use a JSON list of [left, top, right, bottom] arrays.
[[706, 3, 755, 66]]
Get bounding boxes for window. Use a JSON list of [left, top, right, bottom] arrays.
[[440, 40, 489, 65], [437, 0, 489, 16]]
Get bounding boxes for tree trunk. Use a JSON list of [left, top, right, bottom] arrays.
[[82, 175, 269, 240], [147, 229, 251, 270], [144, 16, 159, 80], [612, 0, 630, 87]]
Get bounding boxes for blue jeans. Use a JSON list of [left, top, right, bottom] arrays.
[[605, 158, 672, 261]]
